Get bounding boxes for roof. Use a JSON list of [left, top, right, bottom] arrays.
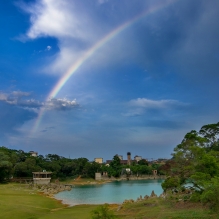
[[106, 160, 137, 164], [32, 172, 52, 174]]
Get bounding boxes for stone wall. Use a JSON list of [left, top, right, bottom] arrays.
[[95, 173, 102, 180], [33, 178, 51, 185], [101, 174, 166, 181]]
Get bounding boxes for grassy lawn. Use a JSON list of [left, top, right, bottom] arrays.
[[0, 183, 97, 219], [1, 183, 219, 219]]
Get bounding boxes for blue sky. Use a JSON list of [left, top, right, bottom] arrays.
[[0, 0, 218, 161]]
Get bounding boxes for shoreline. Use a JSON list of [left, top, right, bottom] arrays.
[[51, 178, 164, 206], [63, 175, 165, 186]]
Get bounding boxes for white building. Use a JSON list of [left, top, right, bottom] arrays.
[[134, 155, 142, 162], [94, 158, 103, 164], [118, 155, 123, 160], [29, 151, 38, 157]]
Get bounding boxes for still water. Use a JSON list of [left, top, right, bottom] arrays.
[[55, 179, 163, 206]]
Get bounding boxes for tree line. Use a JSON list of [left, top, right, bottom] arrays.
[[0, 148, 101, 181], [0, 147, 163, 183]]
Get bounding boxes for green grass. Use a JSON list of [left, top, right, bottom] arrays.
[[1, 183, 219, 219], [0, 183, 97, 219], [117, 198, 219, 219]]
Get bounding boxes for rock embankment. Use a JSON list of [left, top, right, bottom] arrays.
[[122, 190, 166, 204], [29, 183, 72, 196]]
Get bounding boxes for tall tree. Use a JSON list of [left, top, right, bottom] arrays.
[[109, 155, 122, 178], [161, 122, 219, 210], [0, 152, 12, 182]]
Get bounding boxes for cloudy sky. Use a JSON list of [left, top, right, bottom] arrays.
[[0, 0, 218, 161]]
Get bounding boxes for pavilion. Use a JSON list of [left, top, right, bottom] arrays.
[[32, 171, 52, 184]]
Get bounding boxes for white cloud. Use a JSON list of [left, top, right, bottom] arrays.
[[129, 98, 183, 109], [0, 91, 41, 107], [18, 0, 108, 75], [18, 0, 142, 75], [12, 91, 30, 98], [21, 0, 98, 41], [0, 92, 7, 101], [122, 98, 188, 117], [46, 45, 52, 51], [44, 98, 78, 110], [0, 91, 78, 112], [19, 0, 219, 80]]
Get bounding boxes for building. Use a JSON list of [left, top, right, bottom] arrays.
[[29, 151, 38, 157], [95, 173, 102, 180], [127, 152, 131, 165], [94, 158, 103, 164], [106, 152, 137, 166], [134, 155, 142, 162], [32, 171, 52, 184], [118, 155, 123, 160]]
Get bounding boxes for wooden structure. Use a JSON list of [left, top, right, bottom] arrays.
[[10, 177, 33, 183], [32, 171, 52, 184]]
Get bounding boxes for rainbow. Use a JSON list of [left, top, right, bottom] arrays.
[[31, 0, 177, 134]]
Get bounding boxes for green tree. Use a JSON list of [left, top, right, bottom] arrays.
[[162, 122, 219, 210], [83, 162, 101, 178], [109, 155, 122, 178], [14, 158, 41, 177], [199, 122, 219, 150], [138, 159, 148, 165], [162, 176, 181, 192], [0, 152, 12, 182], [200, 176, 219, 210]]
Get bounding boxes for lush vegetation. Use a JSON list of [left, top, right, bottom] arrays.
[[161, 122, 219, 210], [0, 147, 163, 182], [0, 147, 102, 181], [102, 154, 162, 178], [91, 204, 118, 219]]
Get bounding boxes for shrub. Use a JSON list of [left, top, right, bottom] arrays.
[[200, 177, 219, 211], [91, 204, 118, 219]]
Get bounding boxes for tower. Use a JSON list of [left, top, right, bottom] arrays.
[[127, 152, 131, 165]]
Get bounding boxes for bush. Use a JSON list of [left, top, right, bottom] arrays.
[[91, 204, 118, 219], [161, 176, 180, 192], [200, 177, 219, 211]]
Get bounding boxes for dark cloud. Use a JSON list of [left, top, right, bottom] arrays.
[[131, 0, 219, 80]]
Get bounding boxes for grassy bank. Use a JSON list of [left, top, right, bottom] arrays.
[[0, 183, 97, 219], [117, 198, 219, 219], [1, 183, 218, 219], [59, 177, 111, 185]]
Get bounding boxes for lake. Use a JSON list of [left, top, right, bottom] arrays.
[[55, 179, 163, 206]]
